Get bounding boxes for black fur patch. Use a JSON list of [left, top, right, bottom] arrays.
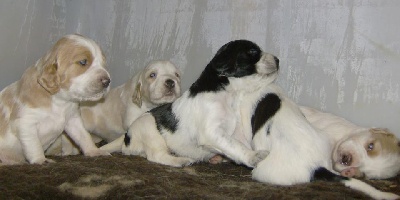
[[149, 103, 179, 133], [312, 167, 349, 182], [124, 132, 130, 146], [188, 67, 230, 97], [251, 93, 281, 136], [189, 40, 261, 97]]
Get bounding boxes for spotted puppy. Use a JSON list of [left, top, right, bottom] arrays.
[[232, 73, 398, 199], [301, 106, 400, 180], [101, 40, 278, 168], [0, 34, 111, 165]]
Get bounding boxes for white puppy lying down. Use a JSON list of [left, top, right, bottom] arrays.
[[46, 61, 181, 155], [0, 34, 111, 165], [101, 40, 278, 168], [233, 82, 398, 199], [300, 106, 400, 180]]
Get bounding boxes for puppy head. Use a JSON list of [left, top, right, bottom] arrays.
[[332, 128, 400, 179], [210, 40, 279, 79], [132, 61, 181, 107], [37, 34, 111, 101]]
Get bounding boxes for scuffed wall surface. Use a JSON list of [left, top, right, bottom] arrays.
[[0, 0, 399, 135]]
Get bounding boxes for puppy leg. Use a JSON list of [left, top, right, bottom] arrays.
[[45, 133, 81, 156], [124, 115, 194, 167], [61, 133, 81, 155], [0, 134, 27, 165], [143, 136, 195, 167], [100, 135, 125, 153], [199, 116, 268, 168], [17, 123, 55, 164], [64, 114, 110, 157]]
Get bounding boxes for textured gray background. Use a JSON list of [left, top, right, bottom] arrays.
[[1, 0, 399, 136]]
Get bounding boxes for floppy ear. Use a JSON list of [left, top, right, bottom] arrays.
[[370, 128, 395, 137], [37, 62, 60, 94], [132, 81, 142, 107]]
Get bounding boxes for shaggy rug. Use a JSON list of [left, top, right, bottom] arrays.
[[0, 154, 398, 199]]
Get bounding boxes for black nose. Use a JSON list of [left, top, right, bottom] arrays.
[[165, 79, 175, 89], [273, 56, 279, 66], [101, 77, 111, 88], [341, 154, 352, 166]]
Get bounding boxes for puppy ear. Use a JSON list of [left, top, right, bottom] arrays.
[[370, 128, 394, 137], [38, 62, 60, 94], [132, 82, 142, 107]]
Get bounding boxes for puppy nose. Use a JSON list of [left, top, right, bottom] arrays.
[[273, 56, 279, 66], [101, 77, 111, 88], [341, 154, 352, 166], [165, 79, 175, 89]]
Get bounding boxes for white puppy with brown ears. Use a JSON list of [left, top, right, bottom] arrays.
[[233, 69, 398, 199], [46, 61, 181, 155], [300, 106, 400, 180], [0, 34, 111, 165], [80, 60, 181, 142]]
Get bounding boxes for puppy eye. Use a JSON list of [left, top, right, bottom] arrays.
[[149, 72, 157, 78], [79, 59, 87, 66], [248, 49, 259, 56], [367, 142, 374, 151], [175, 73, 180, 78]]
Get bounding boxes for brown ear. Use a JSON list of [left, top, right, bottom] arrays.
[[38, 63, 60, 94], [370, 128, 394, 137], [132, 82, 142, 107]]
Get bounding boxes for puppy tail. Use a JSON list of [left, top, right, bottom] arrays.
[[313, 167, 399, 200], [99, 134, 125, 153]]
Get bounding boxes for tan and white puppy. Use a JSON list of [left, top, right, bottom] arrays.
[[80, 60, 181, 142], [0, 34, 111, 165], [46, 61, 181, 155], [301, 106, 400, 179]]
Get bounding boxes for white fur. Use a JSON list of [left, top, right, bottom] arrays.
[[46, 61, 181, 156], [234, 83, 398, 199], [301, 106, 400, 179], [0, 34, 111, 165], [101, 52, 278, 168]]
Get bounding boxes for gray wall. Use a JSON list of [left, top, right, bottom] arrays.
[[1, 0, 400, 136]]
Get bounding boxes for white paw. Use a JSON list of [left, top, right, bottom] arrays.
[[30, 157, 56, 165], [248, 150, 269, 168], [84, 149, 111, 157], [164, 157, 195, 167], [179, 158, 196, 167]]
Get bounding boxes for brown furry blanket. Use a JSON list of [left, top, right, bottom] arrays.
[[1, 154, 398, 199]]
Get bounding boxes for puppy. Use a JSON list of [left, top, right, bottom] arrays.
[[0, 34, 111, 165], [300, 106, 400, 179], [101, 40, 278, 168], [233, 74, 398, 199], [45, 61, 181, 156], [81, 60, 181, 142]]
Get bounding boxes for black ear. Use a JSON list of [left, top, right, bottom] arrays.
[[211, 42, 235, 76]]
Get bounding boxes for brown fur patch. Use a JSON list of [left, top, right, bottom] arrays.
[[56, 44, 94, 90], [367, 128, 400, 157], [19, 67, 53, 108]]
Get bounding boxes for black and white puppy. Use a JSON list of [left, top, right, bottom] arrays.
[[233, 77, 399, 199], [101, 40, 278, 168]]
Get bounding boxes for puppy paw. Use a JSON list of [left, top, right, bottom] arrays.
[[30, 157, 56, 165], [84, 149, 111, 157], [209, 154, 224, 164], [176, 157, 196, 167], [248, 150, 269, 168]]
